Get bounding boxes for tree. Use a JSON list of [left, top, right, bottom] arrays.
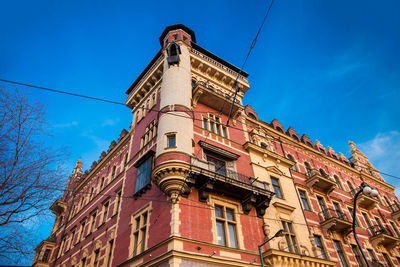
[[0, 87, 66, 263]]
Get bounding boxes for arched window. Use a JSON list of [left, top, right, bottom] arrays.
[[333, 175, 343, 190], [260, 142, 268, 149], [319, 168, 328, 178], [248, 113, 256, 120], [347, 181, 355, 194], [276, 127, 284, 133], [305, 162, 313, 177], [287, 154, 298, 172], [306, 142, 313, 148], [291, 135, 299, 141]]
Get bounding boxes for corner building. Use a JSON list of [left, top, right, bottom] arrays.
[[33, 25, 400, 267]]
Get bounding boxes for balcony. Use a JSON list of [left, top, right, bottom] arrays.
[[305, 170, 336, 195], [189, 157, 274, 217], [389, 203, 400, 221], [371, 260, 385, 267], [318, 208, 352, 235], [368, 225, 400, 250], [50, 199, 67, 215], [351, 188, 379, 211], [192, 81, 243, 117]]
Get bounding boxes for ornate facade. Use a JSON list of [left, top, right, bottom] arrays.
[[32, 24, 400, 267]]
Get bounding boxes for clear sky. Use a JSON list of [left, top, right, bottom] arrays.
[[1, 0, 399, 264]]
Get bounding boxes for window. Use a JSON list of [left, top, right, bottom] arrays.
[[287, 154, 298, 172], [348, 207, 359, 226], [298, 189, 311, 211], [347, 181, 355, 193], [99, 177, 105, 192], [89, 212, 97, 233], [271, 177, 283, 199], [214, 205, 238, 248], [282, 221, 298, 253], [89, 187, 94, 200], [319, 168, 328, 178], [382, 253, 393, 267], [93, 249, 100, 267], [367, 249, 377, 261], [106, 239, 114, 267], [390, 221, 400, 236], [362, 212, 372, 229], [260, 142, 268, 149], [68, 229, 75, 250], [333, 175, 343, 190], [375, 216, 384, 229], [304, 162, 313, 177], [80, 257, 86, 267], [135, 156, 152, 192], [313, 235, 327, 259], [384, 196, 393, 211], [276, 127, 284, 133], [202, 114, 227, 138], [167, 133, 176, 148], [317, 196, 327, 214], [42, 249, 51, 263], [111, 165, 116, 179], [132, 210, 149, 255], [123, 153, 129, 169], [115, 190, 122, 215], [351, 245, 365, 267], [78, 220, 86, 242], [333, 240, 348, 267], [248, 112, 256, 119], [333, 202, 343, 218], [140, 121, 157, 149], [58, 237, 66, 257], [102, 201, 109, 224], [206, 154, 226, 176]]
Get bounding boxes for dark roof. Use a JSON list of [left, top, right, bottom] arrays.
[[159, 24, 196, 45], [191, 42, 249, 78], [125, 49, 162, 95]]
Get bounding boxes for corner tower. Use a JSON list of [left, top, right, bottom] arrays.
[[153, 25, 196, 200]]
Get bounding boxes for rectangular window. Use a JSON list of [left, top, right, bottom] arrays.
[[313, 235, 327, 259], [298, 189, 311, 211], [93, 249, 100, 267], [102, 202, 109, 224], [282, 221, 298, 253], [111, 166, 116, 179], [367, 249, 376, 261], [58, 237, 66, 257], [79, 220, 86, 242], [215, 205, 238, 248], [203, 114, 227, 138], [206, 155, 226, 176], [348, 207, 359, 226], [89, 187, 94, 200], [351, 244, 365, 267], [100, 177, 105, 191], [68, 229, 75, 250], [333, 240, 348, 267], [42, 249, 51, 263], [140, 121, 157, 148], [390, 221, 400, 236], [132, 210, 149, 256], [271, 178, 283, 199], [167, 134, 176, 148], [333, 176, 343, 190], [80, 257, 86, 267], [115, 190, 122, 215], [135, 157, 152, 192], [362, 212, 372, 229], [89, 212, 97, 233], [106, 239, 114, 267], [382, 253, 393, 267]]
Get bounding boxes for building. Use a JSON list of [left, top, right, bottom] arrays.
[[32, 24, 400, 267]]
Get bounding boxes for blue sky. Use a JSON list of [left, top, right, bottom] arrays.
[[1, 0, 399, 263]]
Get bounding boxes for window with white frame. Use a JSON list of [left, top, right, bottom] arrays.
[[202, 114, 227, 138], [214, 204, 238, 248]]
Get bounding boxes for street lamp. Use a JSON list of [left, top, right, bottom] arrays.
[[258, 229, 284, 267], [353, 183, 379, 267]]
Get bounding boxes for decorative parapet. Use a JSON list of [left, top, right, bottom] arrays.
[[262, 249, 335, 267]]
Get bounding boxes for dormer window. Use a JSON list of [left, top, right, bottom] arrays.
[[276, 127, 284, 133], [248, 113, 256, 120], [166, 42, 181, 67]]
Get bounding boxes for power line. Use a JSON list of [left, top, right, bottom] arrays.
[[226, 0, 275, 126], [0, 78, 127, 106]]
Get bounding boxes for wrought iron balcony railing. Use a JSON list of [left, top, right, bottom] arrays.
[[368, 225, 395, 238], [319, 208, 350, 222]]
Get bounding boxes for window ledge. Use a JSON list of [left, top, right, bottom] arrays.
[[164, 146, 177, 150]]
